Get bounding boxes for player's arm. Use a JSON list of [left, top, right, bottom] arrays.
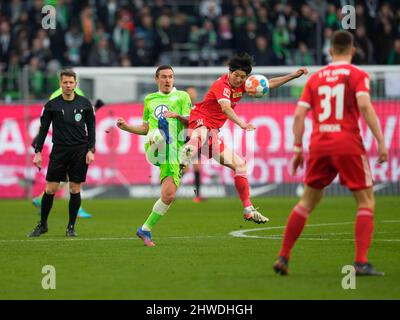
[[33, 103, 52, 169], [164, 111, 189, 126], [84, 104, 96, 164], [269, 67, 308, 90], [291, 105, 308, 175], [357, 95, 388, 163], [219, 99, 255, 131], [116, 118, 149, 135]]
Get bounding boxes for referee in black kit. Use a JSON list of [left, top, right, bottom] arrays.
[[28, 69, 96, 237]]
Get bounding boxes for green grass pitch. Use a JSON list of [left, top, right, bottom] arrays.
[[0, 196, 399, 299]]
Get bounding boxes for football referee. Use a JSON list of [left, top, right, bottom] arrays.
[[28, 69, 96, 237]]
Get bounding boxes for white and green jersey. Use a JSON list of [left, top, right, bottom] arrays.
[[143, 87, 192, 165]]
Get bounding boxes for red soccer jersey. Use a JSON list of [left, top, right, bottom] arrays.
[[189, 74, 246, 129], [298, 61, 371, 155]]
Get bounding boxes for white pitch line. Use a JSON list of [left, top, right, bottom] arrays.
[[229, 220, 400, 242], [0, 235, 229, 244]]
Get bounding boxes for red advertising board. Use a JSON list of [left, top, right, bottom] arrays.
[[0, 101, 399, 198]]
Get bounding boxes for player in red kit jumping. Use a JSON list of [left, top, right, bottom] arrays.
[[273, 31, 388, 276], [180, 53, 308, 224]]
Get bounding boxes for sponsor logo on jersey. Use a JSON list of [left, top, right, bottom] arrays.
[[223, 88, 231, 98], [233, 91, 242, 98], [154, 104, 169, 119]]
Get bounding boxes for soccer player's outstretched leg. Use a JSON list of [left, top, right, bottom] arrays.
[[180, 52, 308, 223], [116, 66, 192, 247], [273, 31, 388, 276]]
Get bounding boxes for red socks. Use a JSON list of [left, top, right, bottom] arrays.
[[279, 205, 311, 259], [355, 208, 374, 264], [234, 175, 252, 208]]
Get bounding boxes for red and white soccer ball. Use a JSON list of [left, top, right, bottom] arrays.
[[245, 74, 270, 98]]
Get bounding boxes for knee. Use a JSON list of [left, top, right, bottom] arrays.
[[234, 159, 247, 174], [358, 197, 375, 211], [69, 183, 81, 194], [161, 190, 176, 204], [45, 185, 58, 195]]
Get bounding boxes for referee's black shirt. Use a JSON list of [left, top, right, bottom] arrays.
[[35, 94, 96, 153]]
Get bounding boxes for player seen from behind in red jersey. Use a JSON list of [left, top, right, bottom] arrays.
[[180, 52, 308, 224], [273, 31, 388, 276]]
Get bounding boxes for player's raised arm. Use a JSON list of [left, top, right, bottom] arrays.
[[357, 95, 388, 163], [219, 99, 255, 131], [164, 111, 189, 126], [269, 67, 309, 90], [116, 118, 149, 135]]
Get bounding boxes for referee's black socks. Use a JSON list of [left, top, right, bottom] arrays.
[[40, 192, 55, 225], [68, 192, 81, 228]]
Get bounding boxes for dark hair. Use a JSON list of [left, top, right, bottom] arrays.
[[331, 30, 354, 55], [228, 52, 253, 75], [60, 69, 77, 80], [155, 65, 174, 77]]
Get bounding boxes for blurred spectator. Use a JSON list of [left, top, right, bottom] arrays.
[[88, 37, 118, 66], [199, 19, 218, 66], [293, 41, 314, 66], [64, 23, 83, 66], [253, 36, 277, 66], [272, 17, 290, 65], [388, 39, 400, 64], [375, 20, 395, 64], [0, 0, 399, 78], [353, 25, 374, 65], [322, 27, 333, 64], [171, 12, 190, 50], [217, 15, 233, 50], [2, 52, 21, 101], [99, 0, 119, 33], [199, 0, 222, 23], [0, 21, 12, 71], [80, 6, 96, 65], [28, 56, 45, 99]]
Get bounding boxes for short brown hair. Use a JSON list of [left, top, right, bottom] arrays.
[[60, 69, 77, 80], [331, 30, 354, 55], [155, 65, 174, 77]]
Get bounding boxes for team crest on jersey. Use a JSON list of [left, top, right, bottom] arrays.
[[233, 92, 242, 98], [223, 88, 231, 98], [154, 104, 169, 119], [75, 113, 82, 122]]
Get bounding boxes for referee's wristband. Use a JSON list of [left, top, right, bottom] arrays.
[[293, 144, 303, 153]]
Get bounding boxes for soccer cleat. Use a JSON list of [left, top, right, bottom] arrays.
[[243, 206, 269, 224], [77, 207, 92, 218], [354, 262, 385, 276], [136, 227, 156, 247], [28, 222, 48, 237], [273, 256, 289, 275], [66, 226, 78, 237], [32, 197, 41, 210], [192, 196, 202, 203], [180, 144, 195, 168]]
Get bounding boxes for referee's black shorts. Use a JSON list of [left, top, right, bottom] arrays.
[[46, 144, 89, 183]]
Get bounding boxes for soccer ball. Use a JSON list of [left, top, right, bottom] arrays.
[[245, 74, 269, 98]]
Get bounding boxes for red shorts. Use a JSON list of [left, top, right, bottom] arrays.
[[305, 154, 373, 191], [187, 119, 225, 159]]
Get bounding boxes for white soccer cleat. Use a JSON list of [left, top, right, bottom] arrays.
[[180, 144, 195, 167], [243, 206, 269, 224]]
